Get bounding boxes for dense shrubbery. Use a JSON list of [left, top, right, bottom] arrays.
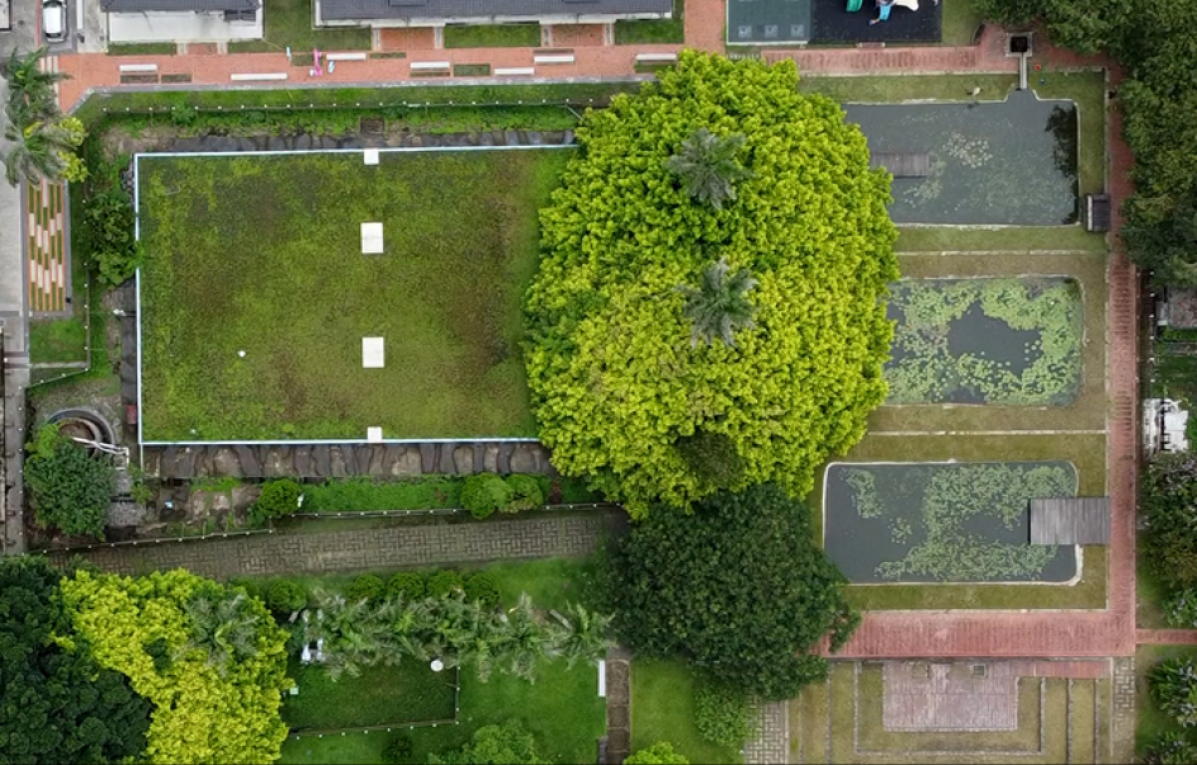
[[462, 473, 513, 519], [266, 579, 307, 614], [525, 51, 898, 516], [346, 574, 386, 605], [60, 569, 291, 763], [252, 479, 302, 523], [604, 484, 858, 699], [694, 681, 759, 747], [1151, 658, 1197, 728], [465, 572, 502, 607], [429, 720, 545, 764], [504, 474, 545, 513], [623, 742, 690, 764], [0, 556, 152, 764], [24, 423, 114, 539], [972, 0, 1197, 287], [1142, 455, 1197, 592], [427, 570, 465, 597], [388, 571, 427, 600]]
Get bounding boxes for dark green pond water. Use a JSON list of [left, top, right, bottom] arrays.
[[824, 461, 1079, 584], [843, 90, 1078, 225]]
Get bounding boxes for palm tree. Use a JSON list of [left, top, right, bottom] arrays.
[[664, 128, 753, 210], [676, 255, 759, 348], [181, 591, 262, 673], [307, 588, 398, 680], [544, 603, 614, 669], [494, 593, 544, 682], [2, 120, 71, 187], [3, 48, 66, 126]]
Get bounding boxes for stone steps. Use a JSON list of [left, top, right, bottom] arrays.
[[142, 441, 556, 481]]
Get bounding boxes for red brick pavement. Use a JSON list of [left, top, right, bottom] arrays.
[[548, 24, 609, 48], [49, 9, 1155, 662], [1138, 630, 1197, 645]]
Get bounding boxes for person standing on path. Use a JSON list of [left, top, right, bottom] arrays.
[[870, 0, 895, 25]]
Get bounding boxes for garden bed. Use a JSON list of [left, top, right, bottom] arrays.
[[884, 277, 1083, 406], [137, 148, 570, 441], [823, 461, 1079, 584]]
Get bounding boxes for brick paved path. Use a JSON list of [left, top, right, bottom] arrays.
[[743, 701, 789, 765], [1137, 629, 1197, 645], [49, 510, 620, 579]]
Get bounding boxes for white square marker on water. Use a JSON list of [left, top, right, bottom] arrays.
[[363, 149, 380, 166], [362, 337, 385, 368], [361, 222, 384, 254]]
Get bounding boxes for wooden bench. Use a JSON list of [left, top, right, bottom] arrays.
[[325, 52, 368, 62], [533, 53, 574, 65], [118, 63, 158, 73], [410, 61, 451, 71], [635, 52, 677, 63], [229, 72, 288, 81], [494, 66, 535, 76]]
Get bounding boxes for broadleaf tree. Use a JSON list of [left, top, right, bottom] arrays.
[[525, 51, 899, 516], [603, 483, 859, 700]]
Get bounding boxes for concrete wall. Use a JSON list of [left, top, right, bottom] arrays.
[[108, 9, 262, 43]]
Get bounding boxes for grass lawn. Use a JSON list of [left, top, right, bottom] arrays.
[[631, 659, 741, 764], [228, 0, 370, 53], [941, 0, 984, 46], [29, 317, 87, 364], [284, 659, 457, 732], [107, 42, 177, 55], [614, 0, 683, 44], [138, 148, 570, 440], [281, 659, 605, 764], [1138, 539, 1172, 629], [1136, 645, 1197, 756], [443, 23, 541, 48]]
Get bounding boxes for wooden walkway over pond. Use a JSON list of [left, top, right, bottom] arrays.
[[870, 152, 932, 178]]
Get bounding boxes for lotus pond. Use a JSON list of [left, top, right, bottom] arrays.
[[884, 276, 1083, 406], [843, 89, 1078, 225], [823, 461, 1079, 584]]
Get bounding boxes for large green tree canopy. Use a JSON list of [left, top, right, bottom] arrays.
[[0, 556, 151, 764], [525, 51, 898, 516], [603, 484, 858, 700]]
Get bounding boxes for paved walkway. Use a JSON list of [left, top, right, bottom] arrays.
[[48, 510, 622, 578], [743, 701, 789, 765], [27, 178, 69, 315]]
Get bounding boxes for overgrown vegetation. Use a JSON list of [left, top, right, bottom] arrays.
[[1, 48, 86, 186], [1142, 455, 1197, 593], [604, 484, 857, 700], [525, 52, 898, 516], [24, 422, 114, 539]]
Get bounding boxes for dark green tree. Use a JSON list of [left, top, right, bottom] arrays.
[[665, 128, 753, 210], [603, 484, 858, 700], [676, 256, 758, 349], [1141, 454, 1197, 592], [428, 721, 545, 765], [0, 555, 151, 764]]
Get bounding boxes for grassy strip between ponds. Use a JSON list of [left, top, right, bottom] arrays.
[[631, 659, 741, 764], [443, 23, 541, 48], [815, 432, 1107, 610], [791, 675, 829, 764], [1137, 645, 1197, 757], [297, 475, 602, 513]]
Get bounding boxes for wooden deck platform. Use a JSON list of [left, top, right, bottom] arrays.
[[1029, 497, 1111, 545], [869, 152, 932, 178]]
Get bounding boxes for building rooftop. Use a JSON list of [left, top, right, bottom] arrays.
[[320, 0, 670, 21], [102, 0, 258, 12]]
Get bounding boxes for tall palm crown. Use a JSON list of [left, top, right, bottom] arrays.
[[3, 121, 71, 186], [3, 48, 66, 125], [664, 128, 753, 210], [181, 591, 263, 672], [676, 256, 759, 348]]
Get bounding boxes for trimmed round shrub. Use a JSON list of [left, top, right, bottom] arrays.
[[427, 570, 464, 597], [464, 572, 501, 608], [253, 479, 302, 521], [624, 742, 689, 764], [383, 734, 414, 765], [461, 473, 513, 520], [387, 571, 427, 601], [503, 474, 545, 514], [267, 579, 307, 614], [345, 574, 385, 604], [694, 681, 758, 747]]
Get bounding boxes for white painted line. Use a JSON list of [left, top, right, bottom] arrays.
[[363, 149, 379, 166], [367, 426, 383, 443], [597, 660, 606, 697], [119, 63, 159, 73], [635, 53, 677, 63], [361, 222, 383, 254], [326, 52, 368, 61], [410, 61, 451, 71], [494, 67, 535, 76], [229, 72, 288, 81], [362, 337, 385, 368], [533, 54, 575, 65]]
